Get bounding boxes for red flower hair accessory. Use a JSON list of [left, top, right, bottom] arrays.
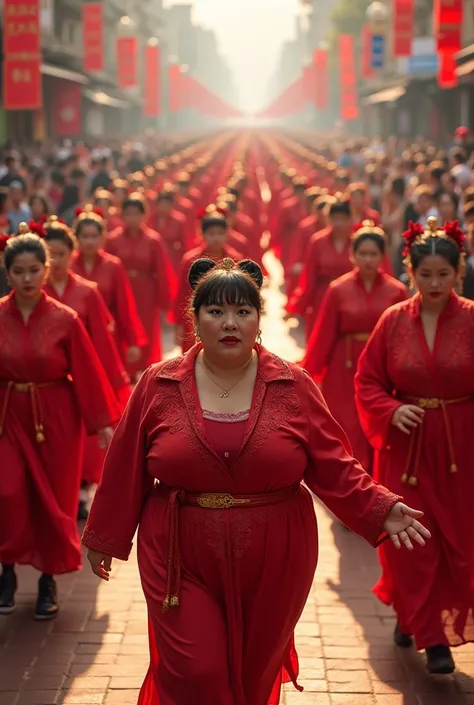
[[74, 204, 105, 224], [402, 221, 425, 256], [0, 234, 11, 252], [28, 219, 46, 237], [443, 220, 466, 249]]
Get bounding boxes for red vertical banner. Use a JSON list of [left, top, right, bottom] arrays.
[[313, 49, 329, 110], [144, 44, 161, 117], [339, 34, 359, 121], [3, 0, 42, 110], [393, 0, 414, 57], [53, 82, 82, 136], [434, 0, 462, 52], [169, 63, 181, 113], [83, 3, 104, 72], [117, 36, 138, 88], [361, 25, 374, 79], [438, 51, 458, 88]]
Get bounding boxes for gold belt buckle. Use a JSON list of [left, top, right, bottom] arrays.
[[127, 269, 139, 278], [14, 383, 31, 393], [197, 493, 250, 509], [417, 398, 440, 409]]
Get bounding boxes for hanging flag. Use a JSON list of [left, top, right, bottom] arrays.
[[53, 81, 82, 136], [393, 0, 414, 57], [3, 0, 42, 110], [144, 44, 161, 117], [83, 3, 104, 72], [361, 25, 374, 79], [434, 0, 462, 53], [438, 50, 458, 88], [169, 63, 181, 113], [117, 36, 138, 88], [313, 49, 329, 110], [339, 34, 359, 121]]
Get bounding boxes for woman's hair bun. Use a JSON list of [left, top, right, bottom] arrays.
[[188, 258, 216, 289], [237, 259, 264, 289]]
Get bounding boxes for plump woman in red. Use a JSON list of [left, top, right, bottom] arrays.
[[356, 217, 474, 674], [173, 205, 243, 353], [71, 205, 147, 369], [304, 222, 407, 471], [83, 257, 430, 705], [0, 233, 117, 619], [105, 193, 175, 381]]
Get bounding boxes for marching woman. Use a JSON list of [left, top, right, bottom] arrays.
[[71, 205, 147, 368], [0, 233, 118, 619], [304, 222, 407, 472], [83, 257, 430, 705], [173, 205, 243, 353], [356, 217, 474, 674], [105, 193, 175, 381]]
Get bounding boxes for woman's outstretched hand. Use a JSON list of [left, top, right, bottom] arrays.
[[87, 549, 113, 581], [383, 502, 431, 550]]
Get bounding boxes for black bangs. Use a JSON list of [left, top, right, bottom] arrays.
[[192, 270, 262, 313]]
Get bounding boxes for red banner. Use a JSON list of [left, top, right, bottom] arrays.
[[313, 49, 329, 110], [117, 36, 138, 88], [3, 0, 42, 109], [169, 63, 181, 112], [438, 50, 458, 88], [361, 26, 374, 79], [53, 81, 82, 136], [393, 0, 414, 57], [83, 3, 104, 72], [339, 34, 359, 121], [434, 0, 463, 52], [144, 44, 161, 117]]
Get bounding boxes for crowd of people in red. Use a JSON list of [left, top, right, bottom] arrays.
[[0, 127, 474, 703]]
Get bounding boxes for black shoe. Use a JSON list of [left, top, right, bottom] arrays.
[[35, 574, 59, 621], [0, 568, 17, 615], [77, 499, 89, 521], [394, 622, 413, 648], [426, 645, 455, 674]]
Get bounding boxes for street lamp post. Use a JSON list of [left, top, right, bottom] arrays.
[[366, 2, 389, 72]]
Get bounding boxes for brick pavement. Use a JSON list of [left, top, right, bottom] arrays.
[[2, 256, 474, 704]]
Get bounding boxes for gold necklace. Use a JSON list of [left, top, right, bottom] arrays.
[[201, 353, 253, 398]]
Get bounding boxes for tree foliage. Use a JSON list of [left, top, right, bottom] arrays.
[[327, 0, 369, 63]]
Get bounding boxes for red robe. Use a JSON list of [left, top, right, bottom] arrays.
[[271, 196, 308, 268], [45, 272, 130, 485], [147, 209, 189, 273], [0, 292, 119, 574], [71, 250, 147, 356], [172, 243, 244, 353], [286, 215, 325, 297], [82, 345, 400, 705], [303, 270, 407, 469], [105, 226, 175, 376], [355, 292, 474, 649]]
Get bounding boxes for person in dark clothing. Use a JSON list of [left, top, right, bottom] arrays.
[[89, 157, 111, 195], [0, 156, 26, 190]]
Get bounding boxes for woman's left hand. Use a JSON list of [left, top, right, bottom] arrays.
[[97, 426, 114, 449], [383, 502, 431, 550]]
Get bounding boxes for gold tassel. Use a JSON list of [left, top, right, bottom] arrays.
[[162, 596, 170, 612], [36, 425, 45, 443], [450, 464, 458, 473], [170, 595, 179, 608], [401, 473, 408, 484], [408, 476, 418, 487]]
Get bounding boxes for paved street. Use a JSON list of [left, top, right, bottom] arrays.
[[2, 257, 474, 705]]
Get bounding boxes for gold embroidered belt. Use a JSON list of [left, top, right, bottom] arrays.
[[398, 395, 472, 486], [159, 484, 301, 612], [345, 332, 371, 369], [0, 380, 65, 444]]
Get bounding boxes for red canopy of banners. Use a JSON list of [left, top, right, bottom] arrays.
[[255, 76, 305, 119]]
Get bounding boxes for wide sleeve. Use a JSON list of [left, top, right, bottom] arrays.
[[303, 285, 339, 380], [81, 367, 156, 560], [66, 315, 121, 434], [301, 370, 400, 546], [113, 261, 148, 348], [354, 309, 403, 451], [153, 235, 176, 311]]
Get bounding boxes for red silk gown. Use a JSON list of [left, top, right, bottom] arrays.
[[355, 292, 474, 649], [147, 209, 189, 273], [105, 226, 175, 376], [83, 345, 400, 705], [71, 250, 147, 360], [172, 243, 244, 353], [0, 292, 119, 574], [303, 270, 407, 469], [44, 272, 130, 484]]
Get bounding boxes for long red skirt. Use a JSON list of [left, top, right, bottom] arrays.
[[135, 485, 318, 705], [0, 381, 83, 574], [373, 400, 474, 649]]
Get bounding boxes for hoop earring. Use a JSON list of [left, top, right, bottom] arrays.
[[256, 329, 262, 345], [194, 326, 201, 342]]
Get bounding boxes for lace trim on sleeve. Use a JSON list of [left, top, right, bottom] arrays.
[[81, 527, 132, 561]]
